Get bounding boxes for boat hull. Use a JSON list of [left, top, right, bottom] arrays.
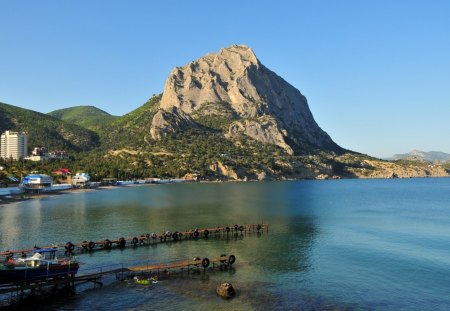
[[0, 263, 79, 283]]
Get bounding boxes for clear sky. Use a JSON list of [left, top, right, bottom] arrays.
[[1, 1, 449, 158]]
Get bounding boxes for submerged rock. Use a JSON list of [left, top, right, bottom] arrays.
[[216, 282, 236, 298]]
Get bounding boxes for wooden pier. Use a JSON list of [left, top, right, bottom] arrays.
[[0, 254, 236, 307], [1, 223, 268, 258]]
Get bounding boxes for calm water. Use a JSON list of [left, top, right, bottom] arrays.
[[1, 178, 450, 310]]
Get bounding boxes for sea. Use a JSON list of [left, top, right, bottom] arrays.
[[1, 178, 450, 310]]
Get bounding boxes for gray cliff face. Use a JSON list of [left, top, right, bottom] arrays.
[[151, 44, 341, 154]]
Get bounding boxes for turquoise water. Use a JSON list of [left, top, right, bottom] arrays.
[[1, 178, 450, 310]]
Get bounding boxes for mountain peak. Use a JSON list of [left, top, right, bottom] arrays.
[[218, 44, 259, 65], [153, 45, 341, 155]]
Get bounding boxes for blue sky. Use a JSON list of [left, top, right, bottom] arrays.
[[1, 1, 449, 158]]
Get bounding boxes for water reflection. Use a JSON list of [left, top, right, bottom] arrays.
[[0, 183, 318, 273], [0, 182, 320, 310]]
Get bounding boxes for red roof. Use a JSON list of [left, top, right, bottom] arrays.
[[53, 168, 72, 175]]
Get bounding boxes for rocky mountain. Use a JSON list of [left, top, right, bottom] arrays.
[[150, 45, 342, 155], [0, 102, 100, 153], [2, 45, 448, 181], [392, 150, 450, 163], [49, 106, 117, 131]]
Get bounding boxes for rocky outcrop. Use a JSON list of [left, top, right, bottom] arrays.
[[209, 161, 241, 180], [150, 107, 197, 140], [336, 155, 450, 178], [216, 282, 236, 299], [226, 116, 293, 154], [151, 44, 341, 154]]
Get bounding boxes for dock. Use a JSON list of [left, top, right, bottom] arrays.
[[1, 223, 268, 258], [0, 254, 236, 307]]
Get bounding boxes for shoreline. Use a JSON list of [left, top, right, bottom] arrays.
[[1, 176, 449, 208]]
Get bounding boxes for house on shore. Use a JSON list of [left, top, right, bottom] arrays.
[[72, 173, 91, 188], [21, 174, 53, 192]]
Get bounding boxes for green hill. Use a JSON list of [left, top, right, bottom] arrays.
[[0, 102, 100, 153], [48, 106, 117, 131]]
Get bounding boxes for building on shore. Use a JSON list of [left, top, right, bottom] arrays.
[[0, 131, 28, 160], [21, 174, 53, 191], [24, 148, 68, 162], [72, 172, 91, 188]]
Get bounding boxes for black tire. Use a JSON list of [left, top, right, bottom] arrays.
[[239, 225, 244, 232], [88, 241, 95, 250], [172, 232, 179, 241], [234, 224, 239, 231], [81, 241, 88, 249], [119, 237, 126, 248], [228, 254, 236, 265], [132, 237, 139, 245], [203, 229, 209, 238], [193, 231, 199, 238], [202, 258, 210, 268], [65, 242, 75, 252], [225, 226, 230, 233], [104, 239, 112, 249]]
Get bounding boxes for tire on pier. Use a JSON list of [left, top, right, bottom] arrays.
[[172, 232, 179, 241], [193, 231, 200, 238], [131, 237, 139, 245], [139, 235, 146, 244], [88, 241, 95, 250], [81, 241, 89, 250], [228, 255, 236, 265], [65, 242, 75, 253], [151, 233, 157, 239], [238, 225, 244, 232], [104, 239, 112, 249], [119, 237, 126, 248], [225, 226, 231, 233], [202, 258, 210, 268], [203, 229, 209, 238]]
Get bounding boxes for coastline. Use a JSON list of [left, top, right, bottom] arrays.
[[1, 175, 449, 208], [0, 187, 112, 208]]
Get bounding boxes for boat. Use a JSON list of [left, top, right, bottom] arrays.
[[0, 247, 79, 283]]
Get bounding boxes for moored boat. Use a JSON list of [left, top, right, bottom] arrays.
[[0, 247, 79, 283]]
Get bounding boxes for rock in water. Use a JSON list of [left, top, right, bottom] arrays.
[[216, 282, 236, 298], [151, 44, 342, 155]]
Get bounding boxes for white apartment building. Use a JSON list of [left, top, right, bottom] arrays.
[[0, 131, 28, 160]]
